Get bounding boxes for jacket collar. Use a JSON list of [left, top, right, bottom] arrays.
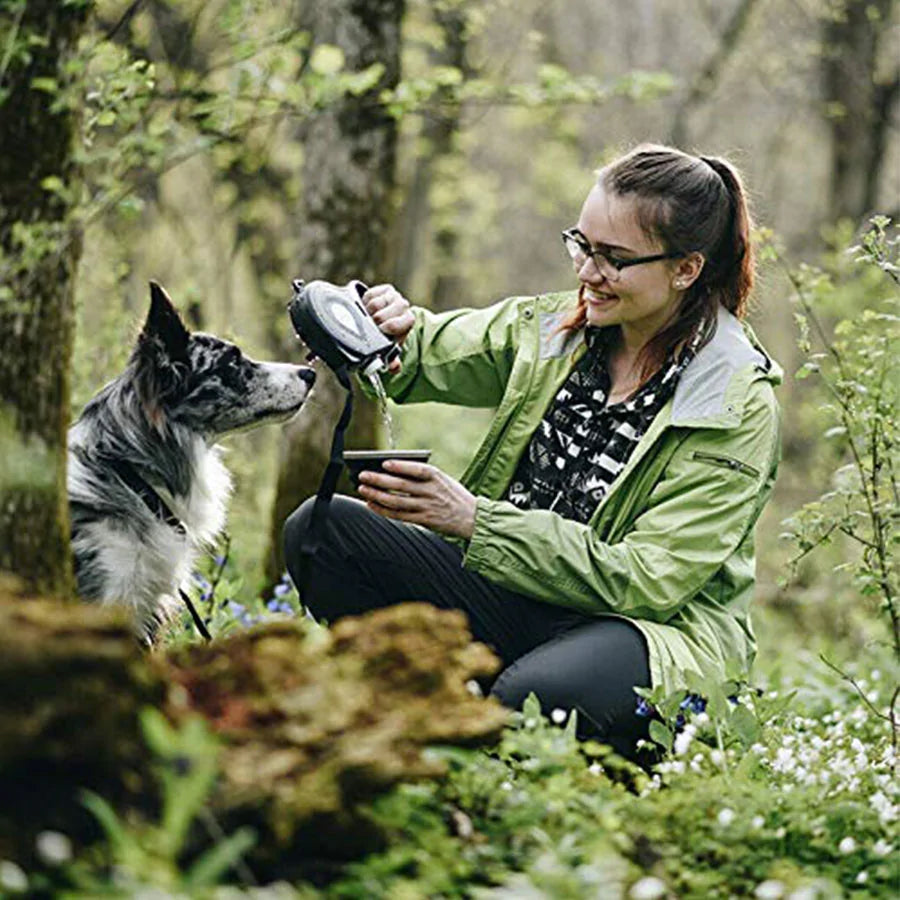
[[671, 304, 781, 428], [537, 295, 781, 430]]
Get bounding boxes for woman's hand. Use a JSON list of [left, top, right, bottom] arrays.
[[363, 284, 416, 374], [357, 459, 477, 540]]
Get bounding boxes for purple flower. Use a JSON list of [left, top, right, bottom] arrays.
[[266, 599, 280, 612], [192, 572, 211, 590], [213, 554, 226, 567], [274, 582, 290, 597], [635, 697, 655, 718], [228, 601, 246, 616]]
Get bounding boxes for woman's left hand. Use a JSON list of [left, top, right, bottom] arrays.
[[357, 460, 477, 540]]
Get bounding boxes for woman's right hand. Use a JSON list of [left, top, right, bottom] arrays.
[[363, 284, 416, 373]]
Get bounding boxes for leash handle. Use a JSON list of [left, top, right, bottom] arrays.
[[297, 365, 354, 589]]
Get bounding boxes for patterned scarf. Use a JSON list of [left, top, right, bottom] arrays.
[[506, 325, 705, 524]]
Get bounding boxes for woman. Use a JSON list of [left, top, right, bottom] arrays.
[[284, 144, 782, 760]]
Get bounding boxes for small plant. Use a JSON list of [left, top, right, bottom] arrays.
[[779, 217, 899, 745]]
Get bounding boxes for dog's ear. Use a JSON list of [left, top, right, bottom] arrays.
[[143, 282, 190, 363], [135, 282, 191, 431]]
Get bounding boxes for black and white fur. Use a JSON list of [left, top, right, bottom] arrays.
[[68, 282, 315, 641]]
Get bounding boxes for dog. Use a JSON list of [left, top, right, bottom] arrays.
[[67, 281, 315, 641]]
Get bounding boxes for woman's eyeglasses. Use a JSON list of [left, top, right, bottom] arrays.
[[561, 227, 683, 282]]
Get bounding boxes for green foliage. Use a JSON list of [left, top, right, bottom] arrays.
[[7, 710, 257, 898], [780, 219, 900, 663]]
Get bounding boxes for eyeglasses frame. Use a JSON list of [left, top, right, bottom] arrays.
[[561, 227, 685, 276]]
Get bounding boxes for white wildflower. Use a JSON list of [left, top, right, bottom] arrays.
[[751, 815, 765, 829], [786, 887, 818, 900], [465, 679, 483, 697], [717, 808, 735, 827], [775, 827, 786, 838], [588, 762, 602, 775], [674, 729, 693, 756], [855, 871, 868, 884], [500, 780, 513, 791], [871, 669, 881, 681], [873, 839, 892, 857], [755, 879, 785, 899], [870, 790, 898, 824], [0, 861, 27, 893], [750, 742, 767, 755], [551, 707, 567, 724], [628, 875, 667, 900], [694, 712, 710, 727], [710, 748, 725, 768], [35, 831, 72, 866], [838, 836, 856, 854]]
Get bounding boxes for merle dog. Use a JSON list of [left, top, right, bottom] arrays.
[[68, 282, 315, 641]]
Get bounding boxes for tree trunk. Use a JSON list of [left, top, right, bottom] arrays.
[[821, 0, 899, 223], [0, 1, 91, 596], [391, 2, 471, 310], [264, 0, 406, 585]]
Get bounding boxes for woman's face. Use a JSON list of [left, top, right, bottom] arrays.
[[574, 183, 684, 342]]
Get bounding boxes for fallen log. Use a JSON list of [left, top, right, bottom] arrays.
[[0, 590, 506, 879]]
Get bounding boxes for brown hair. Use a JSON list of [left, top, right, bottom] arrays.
[[562, 143, 755, 377]]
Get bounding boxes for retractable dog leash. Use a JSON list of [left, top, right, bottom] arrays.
[[287, 279, 401, 590]]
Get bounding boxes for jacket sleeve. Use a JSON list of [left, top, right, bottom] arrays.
[[360, 299, 522, 408], [462, 384, 781, 622]]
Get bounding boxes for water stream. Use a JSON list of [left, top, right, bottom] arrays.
[[366, 370, 397, 450]]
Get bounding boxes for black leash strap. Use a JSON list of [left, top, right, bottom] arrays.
[[297, 365, 354, 589], [179, 588, 213, 642]]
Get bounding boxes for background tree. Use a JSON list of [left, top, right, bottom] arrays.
[[0, 0, 93, 596], [821, 0, 900, 224], [263, 0, 407, 583]]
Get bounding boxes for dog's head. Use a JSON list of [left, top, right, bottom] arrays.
[[134, 282, 315, 437]]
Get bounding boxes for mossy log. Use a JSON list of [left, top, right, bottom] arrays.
[[0, 591, 505, 875], [165, 603, 507, 872], [0, 580, 165, 865]]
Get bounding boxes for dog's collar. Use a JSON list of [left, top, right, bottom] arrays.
[[107, 458, 187, 535]]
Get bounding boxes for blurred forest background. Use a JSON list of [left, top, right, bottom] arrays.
[[4, 0, 899, 663]]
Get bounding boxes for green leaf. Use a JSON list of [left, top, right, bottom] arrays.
[[649, 720, 673, 752], [40, 176, 65, 194], [309, 44, 345, 75], [184, 826, 256, 888], [30, 77, 58, 94]]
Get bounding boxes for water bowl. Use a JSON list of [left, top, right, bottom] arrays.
[[343, 449, 432, 488]]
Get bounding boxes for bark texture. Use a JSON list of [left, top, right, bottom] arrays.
[[0, 1, 91, 595], [264, 0, 407, 585], [821, 0, 899, 223]]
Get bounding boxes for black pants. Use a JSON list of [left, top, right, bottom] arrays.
[[283, 496, 651, 759]]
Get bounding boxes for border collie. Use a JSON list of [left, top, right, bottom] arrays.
[[68, 282, 315, 641]]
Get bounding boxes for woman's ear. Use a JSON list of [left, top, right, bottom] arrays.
[[672, 252, 705, 291]]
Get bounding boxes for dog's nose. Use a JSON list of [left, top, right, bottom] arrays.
[[298, 367, 316, 385]]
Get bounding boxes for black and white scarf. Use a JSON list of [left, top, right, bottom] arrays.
[[506, 326, 704, 524]]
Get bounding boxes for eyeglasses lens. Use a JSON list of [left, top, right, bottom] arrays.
[[563, 234, 618, 282]]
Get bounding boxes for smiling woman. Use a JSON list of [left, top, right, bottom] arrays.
[[283, 143, 782, 764]]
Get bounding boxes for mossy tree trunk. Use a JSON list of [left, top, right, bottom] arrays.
[[821, 0, 899, 223], [264, 0, 406, 585], [0, 1, 92, 596]]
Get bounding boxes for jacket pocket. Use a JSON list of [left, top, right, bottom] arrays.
[[691, 450, 760, 479]]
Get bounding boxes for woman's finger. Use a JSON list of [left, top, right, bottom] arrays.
[[382, 459, 432, 480], [358, 470, 429, 494], [360, 486, 424, 512]]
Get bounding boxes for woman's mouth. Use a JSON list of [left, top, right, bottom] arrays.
[[582, 285, 619, 305]]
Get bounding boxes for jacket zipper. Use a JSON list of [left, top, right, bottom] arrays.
[[691, 450, 760, 478]]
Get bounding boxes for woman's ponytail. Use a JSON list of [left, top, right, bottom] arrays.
[[698, 155, 754, 319]]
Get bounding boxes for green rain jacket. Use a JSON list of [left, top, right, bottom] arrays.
[[375, 290, 782, 693]]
